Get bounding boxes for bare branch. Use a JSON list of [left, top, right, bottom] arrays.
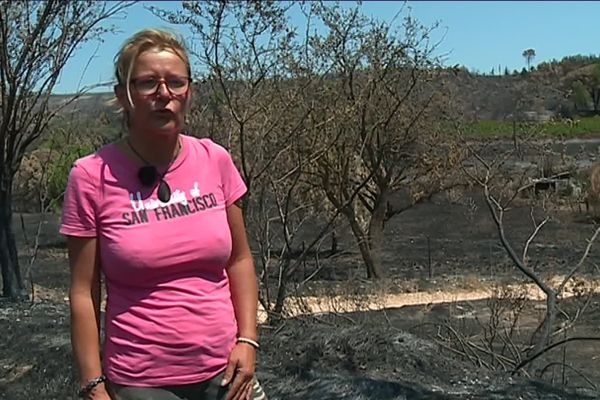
[[522, 216, 549, 267], [513, 337, 600, 374], [557, 225, 600, 294]]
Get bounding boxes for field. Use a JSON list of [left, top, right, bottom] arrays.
[[2, 138, 600, 399], [465, 116, 600, 139]]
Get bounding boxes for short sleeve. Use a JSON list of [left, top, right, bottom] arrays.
[[218, 147, 247, 207], [59, 161, 98, 237]]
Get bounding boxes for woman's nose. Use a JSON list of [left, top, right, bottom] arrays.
[[156, 81, 172, 98]]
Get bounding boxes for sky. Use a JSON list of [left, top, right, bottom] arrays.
[[52, 1, 600, 94]]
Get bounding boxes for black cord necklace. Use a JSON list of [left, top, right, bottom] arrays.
[[126, 138, 180, 203]]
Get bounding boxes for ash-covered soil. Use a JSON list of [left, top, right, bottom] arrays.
[[1, 299, 598, 400], [4, 137, 600, 400]]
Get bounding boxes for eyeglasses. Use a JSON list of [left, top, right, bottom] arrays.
[[130, 76, 191, 96]]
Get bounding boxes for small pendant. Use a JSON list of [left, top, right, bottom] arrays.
[[158, 180, 171, 202], [138, 166, 158, 187]]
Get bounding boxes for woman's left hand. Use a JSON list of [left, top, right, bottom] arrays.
[[221, 342, 257, 400]]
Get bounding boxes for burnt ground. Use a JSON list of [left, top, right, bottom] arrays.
[[2, 198, 600, 399], [2, 139, 600, 399], [2, 296, 599, 400]]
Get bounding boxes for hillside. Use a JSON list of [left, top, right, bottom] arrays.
[[48, 92, 115, 117], [50, 58, 600, 125]]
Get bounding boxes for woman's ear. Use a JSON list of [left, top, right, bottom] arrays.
[[114, 83, 135, 111], [114, 84, 127, 109], [185, 86, 193, 112], [114, 84, 132, 129]]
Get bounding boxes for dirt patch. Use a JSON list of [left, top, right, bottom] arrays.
[[260, 276, 600, 322]]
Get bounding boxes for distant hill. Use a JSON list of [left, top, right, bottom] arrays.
[[48, 56, 600, 124], [448, 55, 600, 121], [48, 92, 115, 117]]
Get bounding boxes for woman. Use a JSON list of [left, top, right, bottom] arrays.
[[60, 29, 266, 400]]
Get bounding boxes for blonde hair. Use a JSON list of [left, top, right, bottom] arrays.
[[113, 28, 191, 111]]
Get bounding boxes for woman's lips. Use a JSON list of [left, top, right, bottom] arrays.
[[152, 109, 175, 119]]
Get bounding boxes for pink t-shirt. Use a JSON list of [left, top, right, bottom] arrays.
[[60, 135, 247, 386]]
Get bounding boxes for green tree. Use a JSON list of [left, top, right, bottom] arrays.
[[0, 1, 132, 300], [579, 63, 600, 113], [571, 80, 592, 111], [522, 48, 536, 70]]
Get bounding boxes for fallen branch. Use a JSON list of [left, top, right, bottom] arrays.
[[538, 362, 597, 390], [513, 336, 600, 374]]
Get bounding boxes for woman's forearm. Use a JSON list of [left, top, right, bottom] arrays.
[[227, 258, 259, 341], [70, 291, 103, 385]]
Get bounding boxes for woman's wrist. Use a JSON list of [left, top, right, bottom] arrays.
[[236, 326, 257, 340], [78, 374, 106, 398], [236, 336, 260, 349]]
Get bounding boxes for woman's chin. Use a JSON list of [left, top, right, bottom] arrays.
[[144, 121, 181, 136]]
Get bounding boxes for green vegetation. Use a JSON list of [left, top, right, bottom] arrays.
[[537, 54, 600, 73], [13, 116, 110, 213], [572, 80, 592, 110], [46, 143, 98, 211], [464, 116, 600, 139], [45, 118, 109, 209]]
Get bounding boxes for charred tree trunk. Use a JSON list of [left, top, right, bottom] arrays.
[[366, 195, 387, 279], [271, 256, 293, 323], [530, 291, 558, 357], [345, 208, 384, 279], [272, 282, 287, 321], [0, 183, 26, 300]]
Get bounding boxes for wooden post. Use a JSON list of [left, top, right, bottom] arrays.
[[331, 230, 338, 254], [427, 236, 433, 279], [302, 241, 306, 279], [489, 240, 493, 277]]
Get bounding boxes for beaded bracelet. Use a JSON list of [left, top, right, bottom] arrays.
[[236, 337, 260, 349], [78, 374, 106, 398]]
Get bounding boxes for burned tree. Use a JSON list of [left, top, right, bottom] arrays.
[[0, 1, 132, 299], [153, 1, 344, 321], [302, 4, 465, 278], [463, 134, 600, 378]]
